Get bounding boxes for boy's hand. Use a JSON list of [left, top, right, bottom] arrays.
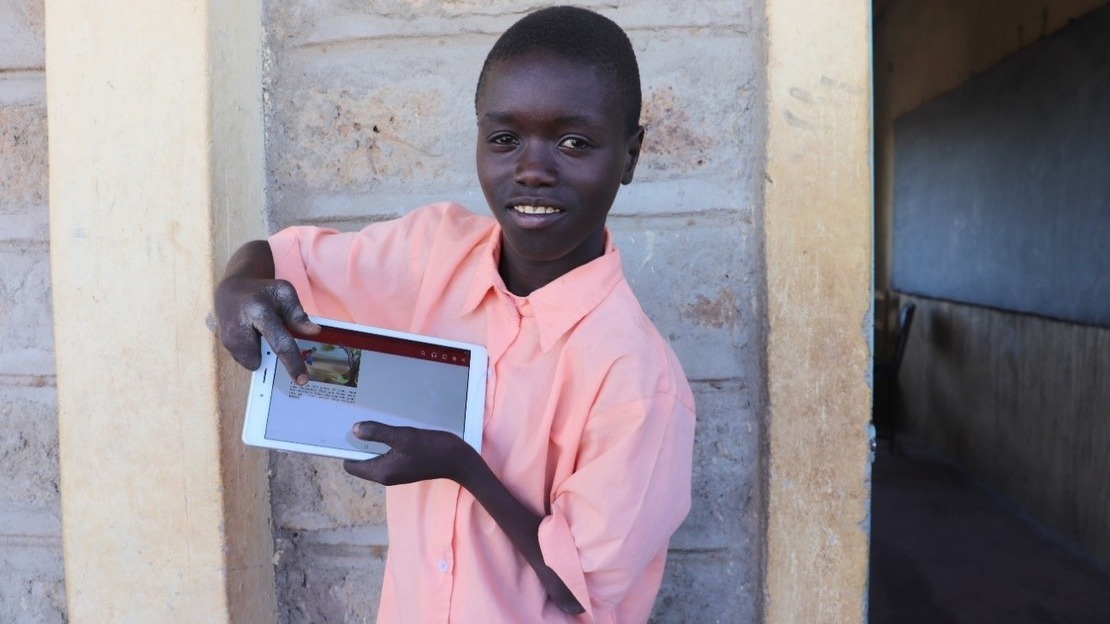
[[214, 241, 321, 384], [343, 421, 477, 486], [216, 277, 320, 383], [216, 239, 320, 382]]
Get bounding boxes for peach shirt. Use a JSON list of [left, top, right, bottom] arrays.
[[270, 202, 695, 623]]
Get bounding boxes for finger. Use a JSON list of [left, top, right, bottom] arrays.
[[220, 322, 263, 370], [343, 458, 376, 482], [252, 309, 309, 384], [266, 281, 320, 336], [351, 421, 402, 445], [343, 454, 393, 484], [343, 457, 370, 477], [282, 302, 321, 336]]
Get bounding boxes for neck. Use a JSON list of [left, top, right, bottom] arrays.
[[497, 237, 605, 297], [498, 255, 563, 297]]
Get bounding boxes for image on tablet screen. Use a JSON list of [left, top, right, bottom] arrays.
[[299, 341, 361, 387]]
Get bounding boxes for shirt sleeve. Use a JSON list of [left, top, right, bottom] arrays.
[[268, 206, 441, 329], [536, 390, 696, 622]]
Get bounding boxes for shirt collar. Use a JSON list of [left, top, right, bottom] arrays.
[[459, 226, 624, 353]]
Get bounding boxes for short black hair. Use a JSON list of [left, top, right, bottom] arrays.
[[475, 6, 642, 135]]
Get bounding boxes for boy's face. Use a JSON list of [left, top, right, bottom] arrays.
[[475, 52, 643, 281]]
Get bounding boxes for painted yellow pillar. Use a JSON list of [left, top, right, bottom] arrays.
[[46, 1, 274, 621], [762, 0, 873, 622]]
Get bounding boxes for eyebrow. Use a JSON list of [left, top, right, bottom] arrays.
[[483, 112, 598, 126]]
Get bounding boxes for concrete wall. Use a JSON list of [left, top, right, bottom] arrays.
[[0, 1, 66, 622], [875, 0, 1110, 564], [1, 2, 873, 621], [261, 2, 765, 621]]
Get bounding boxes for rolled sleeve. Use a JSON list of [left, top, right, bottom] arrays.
[[268, 203, 490, 329], [537, 392, 695, 621], [268, 226, 330, 315], [267, 209, 433, 326]]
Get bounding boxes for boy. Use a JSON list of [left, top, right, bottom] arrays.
[[216, 6, 695, 623]]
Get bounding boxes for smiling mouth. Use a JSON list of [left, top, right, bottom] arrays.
[[511, 204, 563, 215]]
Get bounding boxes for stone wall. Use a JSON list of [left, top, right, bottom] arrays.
[[262, 2, 765, 621], [0, 0, 66, 622]]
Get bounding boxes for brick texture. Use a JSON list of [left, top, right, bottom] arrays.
[[0, 3, 62, 618]]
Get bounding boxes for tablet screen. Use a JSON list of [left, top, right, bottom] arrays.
[[264, 324, 475, 455]]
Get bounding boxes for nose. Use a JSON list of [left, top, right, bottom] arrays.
[[514, 141, 556, 187]]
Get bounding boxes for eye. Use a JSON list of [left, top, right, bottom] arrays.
[[488, 133, 518, 148], [558, 136, 593, 151]]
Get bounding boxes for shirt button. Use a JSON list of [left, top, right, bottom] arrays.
[[437, 560, 449, 573]]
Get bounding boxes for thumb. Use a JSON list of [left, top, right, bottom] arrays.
[[351, 421, 398, 444]]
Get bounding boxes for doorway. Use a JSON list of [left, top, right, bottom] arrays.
[[869, 1, 1110, 621]]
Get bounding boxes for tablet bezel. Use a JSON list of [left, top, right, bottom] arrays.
[[242, 316, 487, 461]]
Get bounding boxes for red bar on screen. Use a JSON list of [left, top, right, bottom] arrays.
[[290, 324, 471, 367]]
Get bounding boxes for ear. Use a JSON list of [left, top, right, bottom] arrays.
[[621, 125, 645, 185]]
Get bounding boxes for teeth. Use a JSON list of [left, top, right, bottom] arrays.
[[512, 205, 560, 215]]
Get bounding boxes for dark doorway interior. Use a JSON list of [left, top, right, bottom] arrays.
[[870, 2, 1110, 620], [868, 437, 1110, 624]]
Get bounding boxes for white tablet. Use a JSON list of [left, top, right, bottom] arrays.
[[242, 316, 487, 461]]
